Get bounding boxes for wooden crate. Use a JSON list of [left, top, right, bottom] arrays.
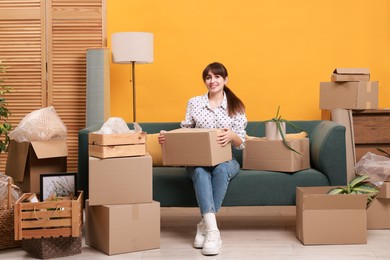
[[14, 191, 83, 240], [88, 132, 147, 158]]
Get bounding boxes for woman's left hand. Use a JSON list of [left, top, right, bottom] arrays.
[[217, 128, 235, 147]]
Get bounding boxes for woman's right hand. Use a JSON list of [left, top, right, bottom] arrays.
[[158, 130, 167, 145]]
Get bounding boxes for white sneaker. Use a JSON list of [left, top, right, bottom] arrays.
[[193, 219, 206, 248], [202, 230, 222, 256]]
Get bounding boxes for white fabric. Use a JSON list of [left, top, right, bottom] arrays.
[[203, 212, 218, 231]]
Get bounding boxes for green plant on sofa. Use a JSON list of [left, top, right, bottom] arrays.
[[264, 105, 302, 154], [328, 174, 379, 207], [0, 61, 12, 153]]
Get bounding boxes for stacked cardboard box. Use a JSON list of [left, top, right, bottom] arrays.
[[85, 132, 160, 256], [320, 68, 378, 110]]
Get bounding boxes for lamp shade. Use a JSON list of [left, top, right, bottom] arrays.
[[111, 32, 154, 64]]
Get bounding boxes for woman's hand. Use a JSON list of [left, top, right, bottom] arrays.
[[158, 130, 167, 145], [217, 128, 235, 147]]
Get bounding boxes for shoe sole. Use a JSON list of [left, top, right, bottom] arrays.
[[202, 244, 222, 255], [193, 242, 203, 249]]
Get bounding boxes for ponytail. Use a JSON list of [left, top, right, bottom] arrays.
[[224, 86, 245, 117]]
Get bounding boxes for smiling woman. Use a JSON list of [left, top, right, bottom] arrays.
[[107, 0, 390, 122]]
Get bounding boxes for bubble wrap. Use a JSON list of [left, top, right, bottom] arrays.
[[94, 117, 142, 134], [9, 106, 67, 142]]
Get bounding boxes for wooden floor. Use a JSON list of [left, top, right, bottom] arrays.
[[2, 207, 390, 259]]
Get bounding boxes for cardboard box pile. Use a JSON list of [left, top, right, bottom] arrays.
[[86, 131, 160, 255], [296, 186, 367, 245], [5, 139, 67, 193], [320, 68, 378, 110], [162, 128, 232, 166], [243, 137, 310, 172]]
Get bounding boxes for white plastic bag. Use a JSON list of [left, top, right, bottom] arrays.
[[355, 152, 390, 187]]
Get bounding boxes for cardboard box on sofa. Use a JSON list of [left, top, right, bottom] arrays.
[[88, 154, 152, 206], [331, 68, 370, 82], [85, 200, 160, 255], [319, 81, 378, 110], [296, 186, 367, 245], [243, 138, 310, 172], [162, 128, 232, 166], [88, 132, 146, 158], [5, 139, 67, 193]]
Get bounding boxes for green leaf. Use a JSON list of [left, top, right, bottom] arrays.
[[353, 183, 380, 194], [349, 175, 370, 189], [327, 187, 347, 194]]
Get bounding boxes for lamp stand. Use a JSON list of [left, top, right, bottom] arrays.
[[131, 61, 136, 122]]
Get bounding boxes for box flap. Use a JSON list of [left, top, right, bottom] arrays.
[[333, 68, 370, 75], [31, 140, 68, 159], [5, 140, 30, 182], [296, 186, 367, 210], [167, 128, 214, 134]]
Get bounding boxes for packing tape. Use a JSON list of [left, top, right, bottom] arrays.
[[366, 82, 372, 93]]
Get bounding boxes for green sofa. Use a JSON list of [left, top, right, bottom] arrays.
[[78, 120, 347, 206]]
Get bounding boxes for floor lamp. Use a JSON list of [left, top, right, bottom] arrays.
[[111, 32, 154, 122]]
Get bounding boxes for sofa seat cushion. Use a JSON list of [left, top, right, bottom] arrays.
[[153, 167, 330, 207]]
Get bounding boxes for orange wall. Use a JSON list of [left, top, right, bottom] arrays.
[[107, 0, 390, 122]]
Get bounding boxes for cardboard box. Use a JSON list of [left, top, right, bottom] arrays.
[[243, 138, 310, 172], [88, 154, 152, 206], [162, 128, 232, 166], [296, 186, 367, 245], [88, 132, 146, 158], [367, 198, 390, 229], [377, 182, 390, 199], [331, 68, 370, 82], [5, 140, 67, 193], [319, 81, 378, 110], [85, 200, 160, 255]]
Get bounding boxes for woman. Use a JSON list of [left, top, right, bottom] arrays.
[[159, 62, 247, 256]]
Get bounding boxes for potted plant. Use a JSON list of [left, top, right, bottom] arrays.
[[0, 61, 12, 153], [264, 105, 304, 154], [328, 174, 379, 208]]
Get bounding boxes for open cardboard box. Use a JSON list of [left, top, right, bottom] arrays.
[[243, 138, 310, 172], [296, 186, 367, 245], [331, 68, 370, 82], [5, 139, 67, 193], [162, 128, 232, 166]]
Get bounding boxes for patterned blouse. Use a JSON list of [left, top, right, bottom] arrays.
[[180, 92, 247, 150]]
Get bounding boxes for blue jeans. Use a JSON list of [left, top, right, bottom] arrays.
[[186, 159, 240, 216]]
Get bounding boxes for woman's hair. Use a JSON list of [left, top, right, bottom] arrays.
[[202, 62, 245, 117]]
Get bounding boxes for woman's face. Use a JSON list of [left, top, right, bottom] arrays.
[[204, 71, 228, 95]]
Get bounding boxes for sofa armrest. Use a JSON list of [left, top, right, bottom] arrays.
[[310, 121, 347, 186]]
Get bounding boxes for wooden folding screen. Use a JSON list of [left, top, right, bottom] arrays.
[[0, 0, 106, 172]]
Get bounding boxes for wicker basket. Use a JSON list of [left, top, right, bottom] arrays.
[[0, 178, 21, 250], [22, 236, 82, 259]]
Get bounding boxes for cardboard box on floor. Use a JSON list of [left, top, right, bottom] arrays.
[[88, 154, 152, 206], [243, 138, 310, 172], [5, 139, 67, 193], [319, 81, 378, 110], [367, 182, 390, 229], [88, 132, 146, 159], [162, 128, 232, 166], [331, 68, 370, 82], [296, 186, 367, 245], [85, 200, 160, 255]]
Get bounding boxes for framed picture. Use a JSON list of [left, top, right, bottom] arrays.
[[40, 172, 77, 201]]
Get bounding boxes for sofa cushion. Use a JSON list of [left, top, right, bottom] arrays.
[[152, 167, 330, 207]]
